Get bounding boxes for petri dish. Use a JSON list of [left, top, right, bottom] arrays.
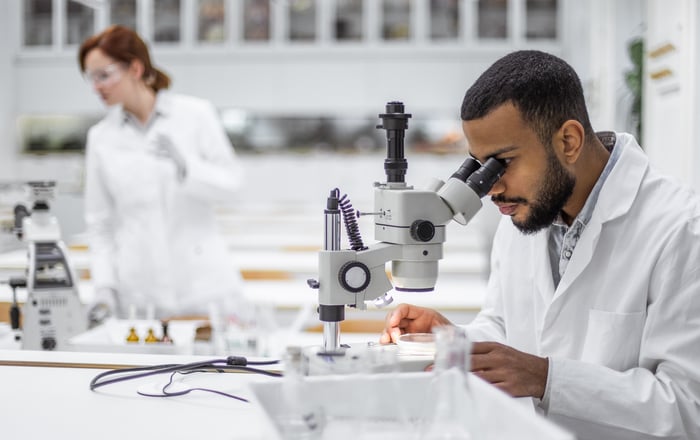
[[396, 333, 436, 356]]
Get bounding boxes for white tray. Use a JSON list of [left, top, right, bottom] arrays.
[[250, 371, 575, 440]]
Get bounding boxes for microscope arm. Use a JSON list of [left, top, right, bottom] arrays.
[[317, 242, 401, 310]]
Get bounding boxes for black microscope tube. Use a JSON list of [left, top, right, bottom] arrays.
[[377, 101, 412, 183]]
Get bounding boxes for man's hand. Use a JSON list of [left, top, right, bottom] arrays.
[[471, 341, 549, 399], [379, 304, 452, 344]]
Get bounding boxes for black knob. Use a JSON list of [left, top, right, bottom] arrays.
[[42, 337, 57, 350], [411, 220, 435, 242], [338, 261, 371, 293]]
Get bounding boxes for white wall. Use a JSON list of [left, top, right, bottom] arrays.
[[0, 1, 15, 180], [15, 47, 519, 116], [642, 0, 699, 190]]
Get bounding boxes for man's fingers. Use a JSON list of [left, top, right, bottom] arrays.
[[390, 327, 401, 342], [385, 306, 404, 327], [471, 341, 501, 354], [379, 330, 391, 344], [379, 328, 402, 344]]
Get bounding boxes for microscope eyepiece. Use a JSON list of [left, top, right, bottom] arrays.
[[466, 157, 506, 198], [377, 101, 412, 184], [450, 157, 481, 182], [385, 101, 405, 113]]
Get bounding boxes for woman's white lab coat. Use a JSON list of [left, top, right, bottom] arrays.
[[465, 133, 700, 439], [84, 92, 243, 317]]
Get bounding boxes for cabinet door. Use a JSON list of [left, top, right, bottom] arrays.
[[335, 0, 364, 41], [243, 0, 271, 41], [24, 0, 53, 46], [430, 0, 460, 40], [66, 0, 96, 46], [288, 0, 317, 41], [110, 0, 137, 30], [526, 0, 558, 40], [197, 0, 226, 43], [477, 0, 508, 39], [153, 0, 181, 42], [382, 0, 411, 41]]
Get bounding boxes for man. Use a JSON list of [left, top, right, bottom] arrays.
[[381, 50, 700, 439]]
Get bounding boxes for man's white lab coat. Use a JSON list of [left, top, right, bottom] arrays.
[[465, 133, 700, 439], [84, 92, 243, 317]]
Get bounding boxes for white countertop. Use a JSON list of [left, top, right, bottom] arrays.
[[0, 349, 574, 440]]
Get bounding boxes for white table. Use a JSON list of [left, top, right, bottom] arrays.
[[0, 349, 574, 440], [0, 350, 279, 439]]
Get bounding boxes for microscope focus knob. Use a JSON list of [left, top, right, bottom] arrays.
[[42, 337, 57, 350], [338, 261, 371, 293], [411, 220, 436, 242]]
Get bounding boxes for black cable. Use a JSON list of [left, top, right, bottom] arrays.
[[136, 370, 249, 402], [89, 356, 282, 401]]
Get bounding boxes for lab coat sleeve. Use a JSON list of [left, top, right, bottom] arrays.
[[546, 225, 700, 440], [178, 100, 244, 202], [84, 129, 118, 293], [462, 219, 507, 343]]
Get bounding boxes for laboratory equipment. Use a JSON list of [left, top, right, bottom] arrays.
[[11, 181, 86, 350], [308, 102, 505, 355], [422, 326, 476, 439], [396, 333, 436, 356], [274, 346, 326, 439], [251, 370, 576, 440], [126, 327, 140, 343]]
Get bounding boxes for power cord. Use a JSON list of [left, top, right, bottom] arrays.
[[89, 356, 282, 402]]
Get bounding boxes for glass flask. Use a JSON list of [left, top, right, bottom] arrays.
[[274, 346, 325, 439], [422, 326, 477, 440], [357, 343, 416, 440]]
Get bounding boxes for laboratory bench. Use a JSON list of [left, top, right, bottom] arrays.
[[0, 348, 575, 440]]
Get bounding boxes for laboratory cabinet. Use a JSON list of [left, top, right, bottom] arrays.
[[20, 0, 560, 49]]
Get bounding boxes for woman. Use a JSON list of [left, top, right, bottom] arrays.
[[79, 25, 243, 321]]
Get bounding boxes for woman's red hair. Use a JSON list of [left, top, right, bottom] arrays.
[[78, 25, 171, 92]]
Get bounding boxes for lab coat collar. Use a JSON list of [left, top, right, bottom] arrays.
[[554, 133, 648, 297], [120, 90, 171, 128], [590, 133, 648, 225], [152, 90, 172, 117]]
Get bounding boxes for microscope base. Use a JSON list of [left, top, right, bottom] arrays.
[[304, 343, 433, 375]]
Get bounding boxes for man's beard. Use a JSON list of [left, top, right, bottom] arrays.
[[493, 147, 575, 235]]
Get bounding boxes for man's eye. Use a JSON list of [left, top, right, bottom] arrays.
[[498, 158, 513, 167]]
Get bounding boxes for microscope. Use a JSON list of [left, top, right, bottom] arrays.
[[9, 181, 86, 350], [308, 102, 505, 355]]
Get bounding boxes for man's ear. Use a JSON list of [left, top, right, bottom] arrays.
[[556, 120, 585, 164]]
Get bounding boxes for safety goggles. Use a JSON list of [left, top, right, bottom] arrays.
[[84, 63, 125, 86]]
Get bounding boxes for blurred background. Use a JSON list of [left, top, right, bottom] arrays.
[[0, 0, 698, 329]]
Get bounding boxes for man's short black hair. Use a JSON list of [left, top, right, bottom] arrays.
[[461, 50, 595, 145]]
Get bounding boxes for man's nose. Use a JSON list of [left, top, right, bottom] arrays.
[[487, 178, 505, 197]]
